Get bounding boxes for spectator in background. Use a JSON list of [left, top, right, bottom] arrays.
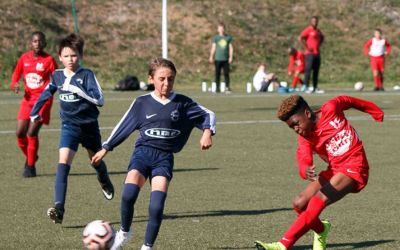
[[209, 21, 233, 93], [298, 16, 324, 94], [363, 28, 391, 91], [288, 47, 305, 91], [252, 63, 279, 92]]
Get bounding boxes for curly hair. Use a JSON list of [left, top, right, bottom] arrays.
[[277, 95, 310, 121]]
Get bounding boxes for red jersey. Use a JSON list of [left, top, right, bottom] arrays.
[[299, 26, 324, 55], [10, 51, 58, 101], [363, 38, 391, 57], [288, 50, 305, 73], [296, 96, 384, 180]]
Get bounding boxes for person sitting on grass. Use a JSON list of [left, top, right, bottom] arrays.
[[255, 95, 383, 250]]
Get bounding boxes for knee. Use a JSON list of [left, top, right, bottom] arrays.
[[292, 194, 308, 212]]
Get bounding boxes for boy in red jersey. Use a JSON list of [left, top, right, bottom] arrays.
[[10, 31, 58, 177], [298, 16, 324, 93], [287, 47, 305, 90], [255, 95, 384, 250], [363, 28, 391, 91]]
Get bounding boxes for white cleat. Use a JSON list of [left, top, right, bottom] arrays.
[[140, 244, 154, 250], [110, 230, 132, 250]]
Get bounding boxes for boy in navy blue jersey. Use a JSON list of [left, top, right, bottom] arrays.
[[92, 58, 216, 250], [30, 33, 114, 224]]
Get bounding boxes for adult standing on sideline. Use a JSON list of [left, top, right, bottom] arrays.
[[363, 28, 391, 91], [10, 31, 58, 177], [209, 21, 233, 93], [298, 16, 324, 94]]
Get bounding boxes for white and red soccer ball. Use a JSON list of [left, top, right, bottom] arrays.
[[82, 220, 115, 250], [354, 81, 364, 91]]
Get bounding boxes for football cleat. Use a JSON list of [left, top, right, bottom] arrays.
[[254, 241, 287, 250], [110, 230, 132, 250], [47, 206, 64, 224], [98, 175, 114, 200], [313, 220, 331, 250], [140, 244, 154, 250], [23, 165, 36, 178]]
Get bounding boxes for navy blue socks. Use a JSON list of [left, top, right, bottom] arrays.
[[54, 163, 71, 210], [120, 183, 141, 232], [93, 160, 109, 183], [144, 191, 167, 247]]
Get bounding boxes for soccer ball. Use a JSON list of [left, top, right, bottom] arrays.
[[354, 81, 364, 91], [82, 220, 115, 250]]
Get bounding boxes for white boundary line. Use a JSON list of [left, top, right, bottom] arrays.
[[0, 114, 399, 135]]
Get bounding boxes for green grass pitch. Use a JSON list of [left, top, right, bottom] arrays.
[[0, 90, 399, 249]]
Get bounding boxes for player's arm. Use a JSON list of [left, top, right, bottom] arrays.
[[298, 29, 309, 52], [319, 31, 324, 45], [228, 42, 233, 64], [333, 95, 384, 122], [10, 57, 24, 94], [101, 100, 140, 152], [384, 40, 392, 56], [363, 39, 372, 56], [65, 71, 104, 106], [209, 43, 216, 63], [297, 136, 316, 181], [186, 99, 216, 149], [30, 82, 58, 122]]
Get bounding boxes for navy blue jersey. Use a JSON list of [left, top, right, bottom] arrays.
[[103, 92, 216, 153], [31, 67, 104, 125]]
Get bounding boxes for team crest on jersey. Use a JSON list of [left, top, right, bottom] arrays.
[[145, 128, 181, 139], [76, 78, 83, 85], [36, 63, 44, 71], [170, 110, 179, 121], [325, 129, 352, 156], [329, 117, 342, 129]]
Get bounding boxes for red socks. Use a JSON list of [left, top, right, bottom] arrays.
[[280, 196, 326, 248], [27, 136, 39, 167], [374, 75, 382, 89], [17, 137, 28, 157], [291, 76, 303, 88]]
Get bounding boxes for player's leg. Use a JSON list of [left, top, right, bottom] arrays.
[[48, 123, 79, 224], [83, 122, 114, 200], [16, 119, 29, 157], [26, 121, 42, 168], [312, 54, 321, 91], [111, 169, 145, 250], [222, 60, 231, 91], [303, 54, 313, 90], [215, 61, 222, 92], [279, 173, 355, 249], [370, 57, 380, 90], [378, 57, 385, 90]]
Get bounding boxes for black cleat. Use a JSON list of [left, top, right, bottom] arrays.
[[47, 206, 64, 224], [23, 165, 36, 178], [99, 175, 114, 200]]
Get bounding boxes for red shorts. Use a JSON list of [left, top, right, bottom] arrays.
[[319, 164, 368, 193], [370, 56, 385, 72], [17, 98, 53, 125], [295, 66, 304, 74]]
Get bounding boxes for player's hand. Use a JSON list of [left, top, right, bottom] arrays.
[[305, 165, 317, 181], [200, 129, 213, 150], [228, 58, 233, 64], [209, 58, 214, 64], [288, 72, 292, 76], [30, 115, 42, 123], [13, 85, 20, 94], [91, 148, 108, 165]]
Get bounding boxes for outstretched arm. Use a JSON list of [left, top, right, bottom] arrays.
[[297, 136, 314, 180], [333, 96, 384, 122], [200, 129, 213, 150], [30, 83, 58, 121]]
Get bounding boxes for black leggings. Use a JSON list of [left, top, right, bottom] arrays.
[[304, 54, 321, 89], [214, 60, 230, 91]]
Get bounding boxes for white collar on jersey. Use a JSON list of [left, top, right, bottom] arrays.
[[150, 91, 176, 105], [63, 66, 82, 78]]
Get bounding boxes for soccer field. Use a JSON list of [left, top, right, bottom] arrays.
[[0, 90, 399, 249]]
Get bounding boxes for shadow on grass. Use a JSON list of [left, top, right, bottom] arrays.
[[208, 239, 396, 250], [292, 239, 396, 249], [63, 208, 291, 229]]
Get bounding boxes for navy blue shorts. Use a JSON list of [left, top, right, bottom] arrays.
[[59, 121, 102, 152], [128, 146, 174, 181]]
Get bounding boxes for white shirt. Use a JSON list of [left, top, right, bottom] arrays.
[[369, 38, 387, 57], [252, 69, 267, 92]]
